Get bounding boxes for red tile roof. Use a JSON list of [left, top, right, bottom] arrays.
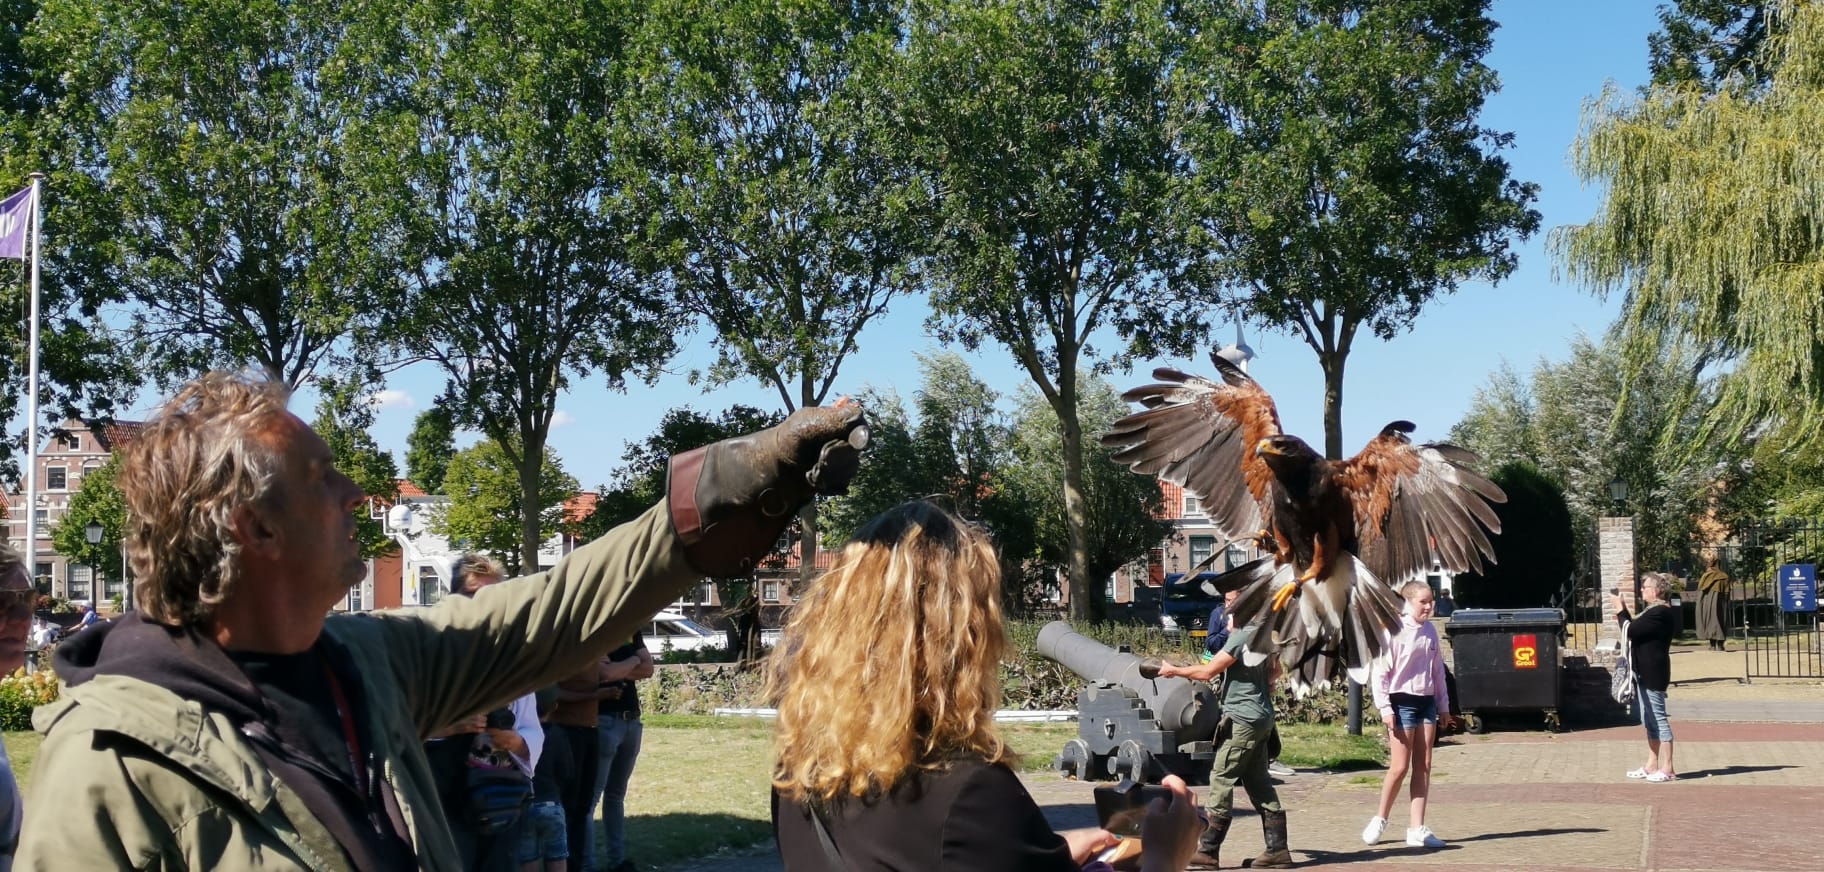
[[396, 479, 428, 498], [563, 492, 599, 524]]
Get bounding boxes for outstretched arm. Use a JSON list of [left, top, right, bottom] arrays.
[[1158, 651, 1237, 683]]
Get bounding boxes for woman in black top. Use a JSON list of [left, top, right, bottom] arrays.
[[766, 501, 1202, 871], [1612, 572, 1679, 782]]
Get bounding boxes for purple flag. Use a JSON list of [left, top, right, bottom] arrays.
[[0, 186, 30, 260]]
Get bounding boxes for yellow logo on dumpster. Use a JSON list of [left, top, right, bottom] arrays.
[[1512, 633, 1538, 669]]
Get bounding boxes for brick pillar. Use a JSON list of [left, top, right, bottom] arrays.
[[1598, 516, 1636, 650]]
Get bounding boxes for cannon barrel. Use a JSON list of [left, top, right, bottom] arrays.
[[1037, 621, 1220, 737]]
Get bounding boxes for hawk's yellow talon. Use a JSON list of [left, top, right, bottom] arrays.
[[1271, 581, 1300, 612]]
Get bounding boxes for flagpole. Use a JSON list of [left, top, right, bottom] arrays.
[[22, 172, 42, 593]]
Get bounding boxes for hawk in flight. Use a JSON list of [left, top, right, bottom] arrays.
[[1102, 357, 1506, 694]]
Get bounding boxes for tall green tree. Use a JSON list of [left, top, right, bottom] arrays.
[[1648, 0, 1775, 91], [345, 0, 684, 571], [27, 0, 387, 391], [1554, 2, 1823, 453], [434, 440, 578, 576], [1174, 0, 1540, 461], [623, 0, 922, 586], [1001, 377, 1173, 619], [405, 398, 456, 495], [50, 454, 125, 596], [1449, 462, 1575, 609], [821, 352, 1017, 538], [0, 2, 139, 482], [1449, 333, 1725, 573], [894, 0, 1205, 619], [312, 377, 400, 559]]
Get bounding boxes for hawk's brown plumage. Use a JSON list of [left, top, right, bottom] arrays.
[[1102, 358, 1506, 694]]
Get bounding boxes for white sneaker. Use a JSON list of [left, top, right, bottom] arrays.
[[1361, 816, 1386, 845], [1406, 825, 1445, 848], [1267, 759, 1296, 777]]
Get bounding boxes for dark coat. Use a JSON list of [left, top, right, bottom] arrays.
[[772, 759, 1075, 872]]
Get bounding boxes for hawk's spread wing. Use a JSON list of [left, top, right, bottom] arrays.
[[1100, 360, 1282, 544], [1335, 422, 1507, 586]]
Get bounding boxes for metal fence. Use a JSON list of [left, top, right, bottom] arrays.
[[1717, 522, 1824, 680]]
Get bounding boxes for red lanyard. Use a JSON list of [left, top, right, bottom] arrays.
[[320, 658, 369, 796]]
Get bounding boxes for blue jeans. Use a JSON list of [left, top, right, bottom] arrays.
[[513, 801, 569, 863], [586, 714, 644, 871], [1633, 681, 1673, 741]]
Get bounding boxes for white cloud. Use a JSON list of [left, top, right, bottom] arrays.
[[371, 389, 415, 411], [550, 410, 576, 429]]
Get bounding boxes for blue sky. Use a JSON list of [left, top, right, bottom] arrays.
[[337, 0, 1665, 491]]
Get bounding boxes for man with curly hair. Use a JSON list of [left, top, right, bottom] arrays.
[[20, 371, 866, 871]]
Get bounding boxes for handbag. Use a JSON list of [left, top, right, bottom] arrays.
[[465, 762, 532, 835], [1610, 629, 1636, 705]]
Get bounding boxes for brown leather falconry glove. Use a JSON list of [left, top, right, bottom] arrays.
[[666, 400, 869, 577]]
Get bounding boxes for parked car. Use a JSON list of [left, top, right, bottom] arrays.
[[1160, 572, 1224, 645], [645, 610, 722, 653]]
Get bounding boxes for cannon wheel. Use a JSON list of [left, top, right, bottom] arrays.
[[1113, 740, 1154, 782], [1462, 712, 1487, 735], [1057, 739, 1094, 781]]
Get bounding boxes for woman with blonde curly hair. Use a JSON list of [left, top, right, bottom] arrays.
[[768, 500, 1200, 871]]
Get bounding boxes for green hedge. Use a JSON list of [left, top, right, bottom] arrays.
[[644, 619, 1352, 723]]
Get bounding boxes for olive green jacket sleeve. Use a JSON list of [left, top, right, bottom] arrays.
[[358, 497, 697, 738]]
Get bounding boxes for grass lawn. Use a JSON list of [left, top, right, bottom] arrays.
[[8, 716, 1387, 870], [620, 715, 1389, 868], [4, 731, 40, 796]]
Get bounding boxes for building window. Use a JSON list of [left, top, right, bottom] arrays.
[[1224, 543, 1251, 572], [34, 562, 52, 590], [762, 582, 782, 603], [417, 566, 443, 607], [61, 434, 79, 451], [103, 571, 125, 603], [1189, 536, 1215, 572], [32, 509, 46, 526], [47, 467, 66, 490], [69, 564, 93, 602], [1183, 494, 1204, 517]]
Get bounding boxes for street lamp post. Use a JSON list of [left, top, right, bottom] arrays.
[[83, 520, 128, 613]]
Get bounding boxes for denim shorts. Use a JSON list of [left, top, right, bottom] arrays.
[[513, 800, 569, 863], [1389, 692, 1439, 730], [1633, 681, 1673, 741]]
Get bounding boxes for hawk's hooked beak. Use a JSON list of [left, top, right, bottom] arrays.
[[1256, 438, 1284, 457]]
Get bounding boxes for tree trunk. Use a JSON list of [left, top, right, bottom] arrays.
[[798, 502, 818, 591], [1321, 351, 1347, 461], [518, 431, 544, 575], [1060, 391, 1096, 621]]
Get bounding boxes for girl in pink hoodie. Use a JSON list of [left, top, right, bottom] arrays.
[[1361, 581, 1458, 850]]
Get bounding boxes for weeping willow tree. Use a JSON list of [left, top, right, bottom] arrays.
[[1552, 0, 1824, 451]]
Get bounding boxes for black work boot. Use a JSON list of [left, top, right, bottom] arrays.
[[1187, 813, 1231, 869], [1249, 808, 1292, 867]]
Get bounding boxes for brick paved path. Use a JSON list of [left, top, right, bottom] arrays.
[[669, 656, 1824, 871]]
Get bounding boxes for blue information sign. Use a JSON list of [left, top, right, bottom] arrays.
[[1777, 563, 1816, 613]]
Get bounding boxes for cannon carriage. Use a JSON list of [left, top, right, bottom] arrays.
[[1036, 621, 1223, 785]]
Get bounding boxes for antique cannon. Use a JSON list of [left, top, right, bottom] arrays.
[[1037, 621, 1222, 784]]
